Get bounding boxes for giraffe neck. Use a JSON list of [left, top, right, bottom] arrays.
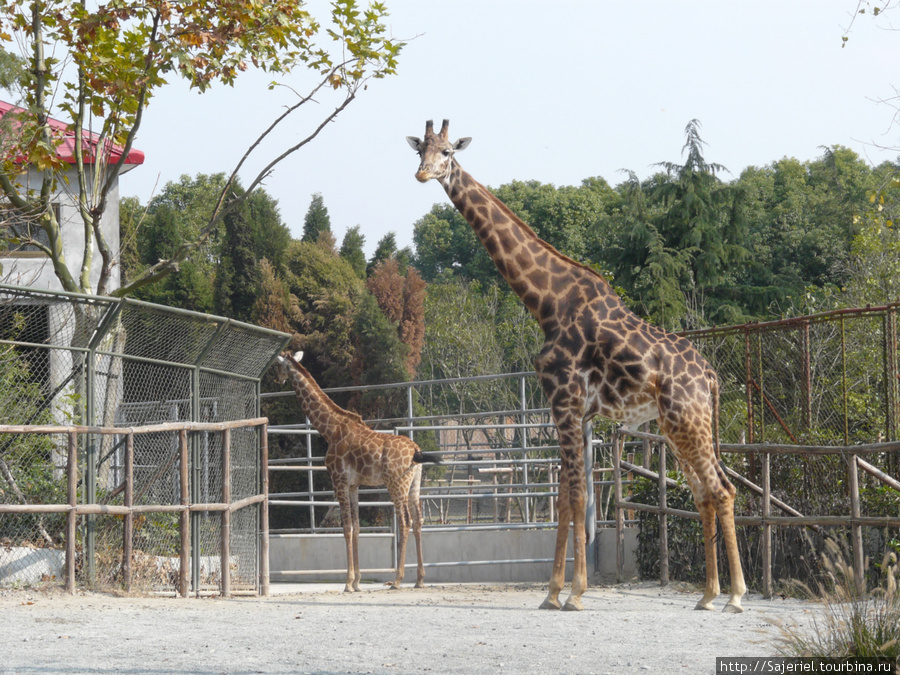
[[285, 360, 360, 441], [439, 161, 618, 325]]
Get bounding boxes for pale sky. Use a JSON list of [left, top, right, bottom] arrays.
[[119, 1, 900, 258]]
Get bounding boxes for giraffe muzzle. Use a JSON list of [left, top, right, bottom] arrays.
[[415, 168, 432, 182]]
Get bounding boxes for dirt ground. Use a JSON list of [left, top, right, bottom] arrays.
[[0, 581, 818, 675]]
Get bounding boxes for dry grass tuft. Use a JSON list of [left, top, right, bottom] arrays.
[[772, 539, 899, 663]]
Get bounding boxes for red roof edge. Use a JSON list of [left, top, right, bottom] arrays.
[[0, 100, 145, 166]]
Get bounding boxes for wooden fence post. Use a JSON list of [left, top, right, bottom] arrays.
[[66, 431, 77, 594], [179, 428, 190, 598], [221, 428, 231, 598], [847, 453, 865, 595], [260, 423, 270, 598], [761, 451, 772, 599], [658, 440, 669, 587], [123, 432, 134, 593]]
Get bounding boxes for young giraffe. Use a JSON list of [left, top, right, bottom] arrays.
[[407, 120, 746, 613], [275, 351, 441, 592]]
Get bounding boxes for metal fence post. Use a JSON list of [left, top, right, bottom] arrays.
[[583, 420, 596, 575], [520, 374, 531, 524]]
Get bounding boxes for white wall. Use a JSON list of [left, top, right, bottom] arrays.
[[269, 528, 639, 585], [2, 165, 125, 294]]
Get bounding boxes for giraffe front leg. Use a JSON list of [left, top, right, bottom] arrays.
[[540, 470, 570, 610], [562, 436, 588, 612], [336, 485, 357, 593], [695, 500, 721, 611]]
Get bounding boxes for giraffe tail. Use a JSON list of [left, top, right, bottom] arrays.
[[413, 451, 443, 465]]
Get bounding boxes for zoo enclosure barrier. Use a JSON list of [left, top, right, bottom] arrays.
[[612, 426, 900, 597], [0, 418, 271, 596], [0, 283, 291, 594], [266, 301, 899, 587]]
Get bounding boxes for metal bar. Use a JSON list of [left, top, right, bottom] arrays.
[[613, 432, 624, 582]]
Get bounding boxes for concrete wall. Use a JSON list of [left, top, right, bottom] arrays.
[[270, 527, 638, 585]]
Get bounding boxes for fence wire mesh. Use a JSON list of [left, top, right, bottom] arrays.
[[0, 284, 289, 593]]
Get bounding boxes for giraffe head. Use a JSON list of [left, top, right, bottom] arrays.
[[406, 119, 471, 183], [274, 350, 304, 385]]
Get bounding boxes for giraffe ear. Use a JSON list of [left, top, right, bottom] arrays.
[[406, 136, 422, 152], [453, 137, 471, 152]]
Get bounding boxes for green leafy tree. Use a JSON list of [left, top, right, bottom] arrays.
[[0, 0, 402, 296], [214, 197, 259, 321], [282, 239, 365, 387], [0, 45, 24, 93], [301, 193, 332, 244]]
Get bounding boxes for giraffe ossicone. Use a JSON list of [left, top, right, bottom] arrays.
[[275, 351, 440, 592], [408, 119, 746, 613]]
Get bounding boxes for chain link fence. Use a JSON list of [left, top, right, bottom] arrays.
[[0, 284, 290, 594]]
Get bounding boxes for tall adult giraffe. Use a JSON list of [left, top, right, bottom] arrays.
[[274, 351, 441, 592], [407, 120, 745, 613]]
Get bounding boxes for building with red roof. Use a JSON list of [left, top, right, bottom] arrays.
[[0, 99, 145, 293]]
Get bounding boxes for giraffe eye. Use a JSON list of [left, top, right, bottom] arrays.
[[441, 149, 451, 157]]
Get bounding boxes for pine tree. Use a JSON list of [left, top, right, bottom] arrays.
[[301, 193, 332, 243], [340, 225, 367, 279]]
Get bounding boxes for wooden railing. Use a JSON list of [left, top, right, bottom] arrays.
[[612, 428, 900, 596], [0, 418, 270, 597]]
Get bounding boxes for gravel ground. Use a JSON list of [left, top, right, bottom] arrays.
[[0, 581, 818, 675]]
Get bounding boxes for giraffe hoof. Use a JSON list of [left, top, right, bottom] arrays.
[[539, 598, 562, 610], [414, 582, 425, 589], [723, 602, 744, 614], [694, 600, 715, 611], [562, 598, 584, 612]]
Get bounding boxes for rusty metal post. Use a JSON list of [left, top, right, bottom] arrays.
[[745, 327, 754, 444], [884, 308, 899, 445], [841, 315, 849, 446], [803, 321, 812, 431]]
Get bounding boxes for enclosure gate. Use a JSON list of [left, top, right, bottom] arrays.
[[0, 283, 291, 593]]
